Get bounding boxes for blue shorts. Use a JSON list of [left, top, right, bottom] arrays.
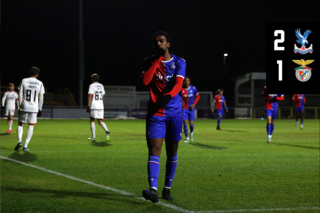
[[146, 115, 182, 141], [217, 109, 224, 116], [295, 106, 304, 113], [265, 109, 278, 119], [183, 108, 195, 121]]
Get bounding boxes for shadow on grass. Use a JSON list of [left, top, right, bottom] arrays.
[[220, 130, 245, 132], [0, 133, 10, 136], [4, 151, 37, 162], [273, 143, 320, 150], [90, 140, 112, 147], [188, 142, 227, 150], [0, 146, 15, 151], [1, 187, 141, 205]]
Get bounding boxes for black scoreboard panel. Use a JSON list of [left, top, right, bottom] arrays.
[[266, 23, 319, 94]]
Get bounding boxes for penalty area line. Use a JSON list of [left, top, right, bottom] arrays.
[[0, 156, 191, 213]]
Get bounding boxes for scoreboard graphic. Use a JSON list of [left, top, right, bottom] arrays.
[[266, 23, 319, 94]]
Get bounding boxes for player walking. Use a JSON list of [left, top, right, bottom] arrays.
[[87, 73, 110, 141], [212, 89, 228, 130], [2, 83, 19, 133], [262, 86, 284, 143], [141, 31, 185, 203], [182, 76, 200, 142], [15, 67, 45, 151], [292, 94, 306, 129]]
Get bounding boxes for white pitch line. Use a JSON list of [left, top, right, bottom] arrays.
[[1, 156, 318, 213], [0, 156, 192, 213], [198, 206, 320, 213]]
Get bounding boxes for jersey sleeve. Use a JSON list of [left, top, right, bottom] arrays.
[[40, 83, 45, 95], [193, 86, 199, 95], [175, 58, 186, 79], [214, 95, 219, 102], [2, 92, 7, 106], [18, 80, 24, 106], [88, 85, 94, 94]]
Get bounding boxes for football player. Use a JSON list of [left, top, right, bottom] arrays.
[[212, 89, 228, 130], [2, 83, 19, 133], [292, 94, 306, 129]]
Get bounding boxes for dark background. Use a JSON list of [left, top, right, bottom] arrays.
[[266, 23, 319, 94], [1, 0, 319, 106]]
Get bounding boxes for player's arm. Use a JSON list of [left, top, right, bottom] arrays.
[[292, 94, 298, 102], [18, 80, 24, 108], [212, 100, 216, 113], [141, 56, 165, 86], [87, 94, 93, 112], [157, 59, 186, 108], [102, 94, 105, 100], [2, 92, 6, 107], [223, 101, 228, 112], [303, 96, 306, 103], [37, 83, 45, 117]]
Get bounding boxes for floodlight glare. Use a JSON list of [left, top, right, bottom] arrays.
[[224, 53, 228, 56]]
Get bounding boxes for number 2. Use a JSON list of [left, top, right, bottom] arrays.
[[274, 30, 285, 51]]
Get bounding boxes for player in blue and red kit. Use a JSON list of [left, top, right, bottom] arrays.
[[292, 94, 306, 129], [141, 31, 186, 203], [262, 86, 284, 143], [212, 89, 228, 130], [182, 77, 200, 142]]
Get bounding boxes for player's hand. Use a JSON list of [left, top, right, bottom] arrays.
[[226, 110, 228, 112], [211, 109, 214, 113], [189, 104, 195, 110], [156, 94, 172, 108], [37, 111, 42, 117], [155, 47, 166, 59], [86, 106, 90, 113]]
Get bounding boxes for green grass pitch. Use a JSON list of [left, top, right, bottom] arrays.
[[0, 119, 319, 213]]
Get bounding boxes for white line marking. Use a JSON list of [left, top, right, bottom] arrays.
[[0, 156, 191, 213], [198, 207, 320, 212], [1, 156, 318, 213]]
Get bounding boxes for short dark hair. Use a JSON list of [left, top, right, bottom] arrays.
[[91, 73, 99, 82], [30, 67, 40, 76], [216, 89, 224, 93], [152, 31, 171, 44], [9, 83, 14, 87]]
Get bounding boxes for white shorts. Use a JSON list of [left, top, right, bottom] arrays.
[[5, 109, 15, 116], [89, 110, 104, 119], [18, 111, 37, 124]]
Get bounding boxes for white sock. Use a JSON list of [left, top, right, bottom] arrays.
[[91, 122, 96, 138], [8, 121, 13, 130], [99, 122, 109, 132], [24, 125, 34, 148], [17, 125, 23, 142]]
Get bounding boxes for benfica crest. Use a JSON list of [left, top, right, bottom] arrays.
[[294, 29, 313, 54], [292, 59, 314, 82]]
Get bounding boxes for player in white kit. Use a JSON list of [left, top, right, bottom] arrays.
[[15, 67, 45, 151], [87, 73, 110, 141], [2, 83, 19, 133]]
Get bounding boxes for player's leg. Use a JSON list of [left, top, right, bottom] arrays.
[[300, 108, 304, 129], [88, 111, 96, 140], [162, 116, 182, 201], [184, 119, 189, 142], [217, 110, 222, 130], [23, 113, 37, 151], [15, 111, 27, 150], [7, 112, 13, 133], [143, 115, 165, 203], [97, 109, 110, 141], [295, 107, 299, 127], [266, 109, 272, 143], [189, 109, 195, 141]]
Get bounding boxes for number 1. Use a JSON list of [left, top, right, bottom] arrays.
[[277, 60, 282, 81]]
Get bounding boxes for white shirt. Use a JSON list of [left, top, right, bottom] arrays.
[[2, 91, 18, 110], [18, 77, 45, 112], [88, 82, 105, 110]]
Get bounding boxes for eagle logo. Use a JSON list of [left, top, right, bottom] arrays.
[[292, 59, 314, 82], [294, 29, 313, 54]]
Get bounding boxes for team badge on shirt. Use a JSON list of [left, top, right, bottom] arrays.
[[292, 59, 314, 82], [294, 29, 313, 54]]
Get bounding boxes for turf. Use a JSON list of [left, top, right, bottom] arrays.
[[0, 119, 319, 213]]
